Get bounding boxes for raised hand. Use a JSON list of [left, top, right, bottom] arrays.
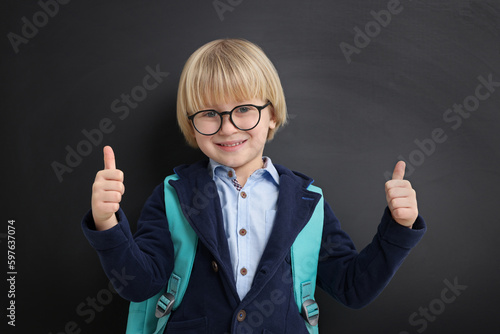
[[91, 146, 125, 231], [385, 161, 418, 228]]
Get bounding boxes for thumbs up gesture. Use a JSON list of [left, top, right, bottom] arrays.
[[91, 146, 125, 231], [385, 161, 418, 228]]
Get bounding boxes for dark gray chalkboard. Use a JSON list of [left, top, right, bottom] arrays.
[[2, 0, 499, 333]]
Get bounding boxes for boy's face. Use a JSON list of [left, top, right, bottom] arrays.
[[194, 98, 276, 178]]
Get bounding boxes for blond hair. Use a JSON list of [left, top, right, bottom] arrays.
[[177, 38, 287, 148]]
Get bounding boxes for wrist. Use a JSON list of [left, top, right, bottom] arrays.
[[95, 214, 118, 231]]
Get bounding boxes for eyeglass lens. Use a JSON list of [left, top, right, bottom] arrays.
[[192, 105, 261, 135]]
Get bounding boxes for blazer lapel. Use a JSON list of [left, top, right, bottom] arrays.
[[169, 161, 322, 306], [244, 171, 321, 302], [169, 162, 235, 285]]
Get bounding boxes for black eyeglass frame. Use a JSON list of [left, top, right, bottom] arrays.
[[188, 101, 271, 136]]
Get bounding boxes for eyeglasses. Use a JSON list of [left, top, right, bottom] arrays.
[[188, 102, 271, 136]]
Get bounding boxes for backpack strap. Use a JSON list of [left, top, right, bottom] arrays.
[[291, 183, 324, 334], [126, 174, 198, 334]]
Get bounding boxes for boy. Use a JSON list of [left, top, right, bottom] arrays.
[[82, 38, 426, 333]]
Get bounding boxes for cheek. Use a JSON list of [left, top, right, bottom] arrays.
[[257, 120, 275, 142], [250, 127, 271, 146], [194, 133, 212, 152]]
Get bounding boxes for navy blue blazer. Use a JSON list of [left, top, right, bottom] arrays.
[[82, 160, 426, 333]]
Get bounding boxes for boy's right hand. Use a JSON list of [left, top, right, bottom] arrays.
[[91, 146, 125, 231]]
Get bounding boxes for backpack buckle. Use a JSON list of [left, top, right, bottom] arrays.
[[155, 293, 175, 318], [301, 299, 319, 326]]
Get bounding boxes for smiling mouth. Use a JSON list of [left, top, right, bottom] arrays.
[[217, 140, 246, 147]]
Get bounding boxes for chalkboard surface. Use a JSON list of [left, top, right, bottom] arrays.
[[2, 0, 499, 333]]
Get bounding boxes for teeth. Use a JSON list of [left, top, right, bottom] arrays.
[[220, 141, 243, 147]]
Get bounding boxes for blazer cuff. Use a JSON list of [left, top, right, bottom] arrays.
[[81, 208, 133, 251], [378, 207, 426, 249]]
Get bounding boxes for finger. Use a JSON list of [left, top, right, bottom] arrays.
[[94, 202, 120, 215], [391, 207, 418, 223], [388, 197, 415, 210], [93, 189, 122, 204], [104, 146, 116, 170], [100, 181, 125, 194], [392, 160, 406, 180], [101, 191, 122, 204], [386, 186, 415, 200], [385, 179, 411, 193], [95, 169, 124, 182]]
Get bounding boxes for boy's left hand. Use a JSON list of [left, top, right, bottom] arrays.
[[385, 161, 418, 228]]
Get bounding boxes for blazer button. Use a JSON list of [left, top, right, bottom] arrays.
[[211, 260, 219, 273], [237, 310, 246, 322]]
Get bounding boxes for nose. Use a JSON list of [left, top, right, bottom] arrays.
[[218, 114, 238, 135]]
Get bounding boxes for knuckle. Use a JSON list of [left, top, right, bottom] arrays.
[[111, 203, 120, 212], [95, 171, 104, 181], [392, 208, 401, 218], [92, 182, 103, 193]]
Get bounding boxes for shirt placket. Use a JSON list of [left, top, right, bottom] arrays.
[[234, 177, 250, 296]]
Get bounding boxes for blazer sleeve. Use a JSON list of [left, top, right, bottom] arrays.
[[316, 201, 426, 309], [81, 183, 175, 302]]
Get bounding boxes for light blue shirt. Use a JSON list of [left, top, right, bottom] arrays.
[[208, 157, 280, 301]]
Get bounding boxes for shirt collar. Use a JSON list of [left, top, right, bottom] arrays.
[[208, 157, 280, 186]]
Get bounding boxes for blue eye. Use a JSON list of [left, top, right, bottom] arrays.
[[236, 106, 251, 113], [201, 111, 217, 118]]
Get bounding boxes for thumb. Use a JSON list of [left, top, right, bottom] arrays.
[[392, 160, 406, 180], [103, 146, 116, 170]]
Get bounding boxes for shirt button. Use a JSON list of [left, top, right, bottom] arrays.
[[240, 191, 247, 199], [211, 260, 219, 273], [228, 171, 233, 178], [239, 228, 247, 236], [240, 267, 248, 276], [237, 310, 246, 322]]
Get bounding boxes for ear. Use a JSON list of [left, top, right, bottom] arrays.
[[268, 105, 277, 130]]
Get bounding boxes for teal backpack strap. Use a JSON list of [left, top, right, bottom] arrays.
[[291, 184, 324, 334], [126, 174, 198, 334]]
